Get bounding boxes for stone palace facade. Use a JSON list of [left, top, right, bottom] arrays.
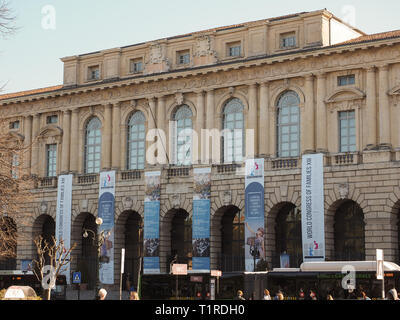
[[1, 9, 400, 289]]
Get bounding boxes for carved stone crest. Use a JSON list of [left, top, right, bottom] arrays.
[[149, 43, 164, 64], [175, 92, 184, 105], [40, 201, 48, 215], [171, 194, 181, 209], [222, 191, 232, 206], [81, 199, 88, 212], [339, 183, 349, 199], [122, 196, 134, 210], [195, 35, 211, 57]]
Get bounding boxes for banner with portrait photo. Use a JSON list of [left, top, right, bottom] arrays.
[[301, 153, 325, 262], [192, 167, 211, 272], [244, 159, 265, 272], [55, 174, 73, 284], [98, 171, 116, 284], [143, 171, 161, 274]]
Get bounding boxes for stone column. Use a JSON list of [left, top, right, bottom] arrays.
[[111, 102, 121, 169], [23, 115, 32, 175], [157, 96, 167, 166], [195, 91, 205, 164], [248, 83, 258, 158], [206, 90, 215, 163], [31, 113, 40, 176], [302, 75, 315, 154], [259, 82, 269, 157], [378, 64, 391, 149], [316, 73, 327, 152], [365, 67, 377, 149], [102, 104, 112, 170], [70, 108, 79, 173], [61, 110, 71, 173], [147, 98, 157, 166]]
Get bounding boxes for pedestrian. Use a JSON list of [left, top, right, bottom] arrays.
[[235, 290, 245, 300], [274, 290, 284, 300], [387, 285, 399, 300], [98, 288, 107, 300], [308, 290, 317, 300], [298, 288, 305, 300], [360, 291, 371, 300], [263, 289, 271, 300], [130, 291, 140, 300]]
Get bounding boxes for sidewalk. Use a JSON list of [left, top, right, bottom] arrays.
[[66, 287, 131, 300]]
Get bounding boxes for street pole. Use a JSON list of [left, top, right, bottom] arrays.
[[176, 275, 179, 299]]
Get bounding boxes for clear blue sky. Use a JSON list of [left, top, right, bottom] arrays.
[[1, 0, 399, 94]]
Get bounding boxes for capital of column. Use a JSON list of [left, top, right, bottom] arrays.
[[378, 64, 389, 72], [365, 66, 376, 73], [71, 108, 80, 114], [305, 74, 314, 81], [258, 81, 270, 88], [63, 109, 72, 115], [315, 72, 327, 80]]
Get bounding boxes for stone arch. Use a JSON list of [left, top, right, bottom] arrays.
[[115, 210, 143, 290], [265, 201, 300, 268], [70, 212, 97, 288], [211, 205, 243, 272], [121, 103, 150, 127], [327, 199, 365, 261], [78, 108, 105, 132], [325, 88, 366, 104], [166, 98, 198, 121], [31, 214, 55, 265], [270, 86, 306, 110], [160, 208, 191, 273]]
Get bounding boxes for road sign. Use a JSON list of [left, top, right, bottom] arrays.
[[72, 272, 81, 284], [211, 270, 222, 277], [172, 264, 187, 275], [376, 249, 384, 280]]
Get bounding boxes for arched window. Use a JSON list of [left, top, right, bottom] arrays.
[[127, 111, 146, 170], [84, 117, 102, 174], [334, 201, 365, 261], [223, 98, 244, 163], [275, 204, 302, 268], [173, 105, 193, 166], [277, 91, 300, 157]]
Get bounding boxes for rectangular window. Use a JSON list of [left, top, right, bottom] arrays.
[[130, 58, 143, 73], [227, 42, 241, 57], [280, 32, 297, 49], [88, 65, 100, 80], [46, 115, 58, 124], [46, 144, 57, 177], [339, 111, 356, 153], [338, 75, 355, 86], [177, 50, 190, 65], [9, 121, 20, 130]]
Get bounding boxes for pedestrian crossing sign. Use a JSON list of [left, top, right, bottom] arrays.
[[73, 272, 81, 284]]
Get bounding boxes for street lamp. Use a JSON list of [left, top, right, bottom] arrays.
[[82, 217, 110, 299]]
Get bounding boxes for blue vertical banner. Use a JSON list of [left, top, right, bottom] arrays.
[[301, 153, 325, 262], [192, 167, 211, 272], [98, 171, 116, 285], [143, 171, 161, 274], [56, 174, 73, 284], [244, 159, 265, 272]]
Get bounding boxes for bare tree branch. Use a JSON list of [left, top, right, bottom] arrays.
[[0, 0, 17, 38], [32, 235, 77, 300]]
